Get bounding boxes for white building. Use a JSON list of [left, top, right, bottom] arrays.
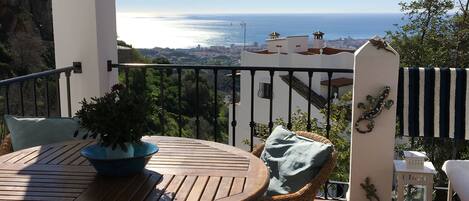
[[230, 32, 355, 150]]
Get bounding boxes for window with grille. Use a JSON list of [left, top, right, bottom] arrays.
[[258, 82, 272, 99]]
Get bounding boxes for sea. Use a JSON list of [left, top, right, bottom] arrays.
[[116, 13, 403, 49]]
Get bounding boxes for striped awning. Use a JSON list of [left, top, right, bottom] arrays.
[[397, 67, 469, 139]]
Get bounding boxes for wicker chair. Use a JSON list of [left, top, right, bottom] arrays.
[[0, 134, 13, 156], [252, 131, 338, 201]]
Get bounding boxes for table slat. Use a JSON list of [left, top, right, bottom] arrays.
[[200, 176, 221, 201], [144, 175, 174, 201], [185, 176, 209, 201], [160, 175, 185, 201], [130, 173, 163, 201], [109, 173, 150, 201], [49, 141, 92, 165], [173, 175, 197, 201], [215, 177, 234, 199], [230, 177, 246, 196]]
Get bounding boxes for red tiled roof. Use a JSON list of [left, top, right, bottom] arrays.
[[250, 47, 355, 55]]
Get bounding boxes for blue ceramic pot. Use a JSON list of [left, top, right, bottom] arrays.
[[81, 142, 159, 177]]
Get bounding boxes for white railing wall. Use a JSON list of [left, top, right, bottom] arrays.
[[348, 38, 400, 200], [52, 0, 118, 116]]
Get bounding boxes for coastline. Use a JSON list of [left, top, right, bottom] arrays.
[[126, 38, 368, 66], [117, 13, 401, 49]]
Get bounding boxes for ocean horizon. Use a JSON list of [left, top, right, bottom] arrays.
[[116, 13, 403, 49]]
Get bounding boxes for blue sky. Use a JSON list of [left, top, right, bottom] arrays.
[[116, 0, 406, 14]]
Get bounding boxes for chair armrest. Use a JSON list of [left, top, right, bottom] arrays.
[[252, 144, 265, 157], [0, 134, 13, 156]]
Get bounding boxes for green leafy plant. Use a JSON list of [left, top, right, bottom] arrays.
[[75, 84, 155, 151]]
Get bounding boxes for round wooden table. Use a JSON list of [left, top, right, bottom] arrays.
[[0, 136, 269, 201]]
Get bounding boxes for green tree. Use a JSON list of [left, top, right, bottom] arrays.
[[118, 47, 229, 143], [0, 42, 13, 79], [387, 0, 469, 68], [452, 0, 469, 67], [117, 40, 133, 48], [389, 1, 469, 200], [152, 57, 170, 64]]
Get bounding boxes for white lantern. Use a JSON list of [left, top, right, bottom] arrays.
[[403, 151, 427, 169]]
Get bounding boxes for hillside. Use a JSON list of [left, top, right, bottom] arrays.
[[0, 0, 54, 79]]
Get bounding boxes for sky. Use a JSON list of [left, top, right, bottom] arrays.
[[116, 0, 406, 14]]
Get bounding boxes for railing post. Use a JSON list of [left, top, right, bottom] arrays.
[[287, 71, 293, 130], [213, 69, 219, 142], [33, 79, 38, 116], [19, 82, 24, 116], [159, 69, 165, 135], [45, 77, 50, 117], [326, 72, 333, 139], [195, 69, 200, 139], [4, 85, 9, 114], [177, 68, 182, 137], [231, 70, 237, 146], [307, 71, 313, 132], [348, 37, 399, 200], [65, 70, 72, 117], [250, 70, 256, 151], [268, 70, 275, 134]]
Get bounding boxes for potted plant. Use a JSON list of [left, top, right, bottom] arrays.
[[75, 84, 159, 176], [75, 84, 154, 158], [71, 84, 158, 176]]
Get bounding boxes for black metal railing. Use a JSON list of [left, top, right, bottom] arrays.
[[111, 63, 353, 199], [4, 63, 468, 200], [0, 62, 352, 199], [111, 63, 352, 144], [0, 62, 82, 139]]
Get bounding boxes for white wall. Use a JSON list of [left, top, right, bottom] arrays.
[[290, 53, 323, 93], [233, 50, 353, 150], [348, 39, 399, 200], [286, 36, 308, 53], [266, 39, 288, 53], [266, 36, 309, 54], [53, 0, 118, 116]]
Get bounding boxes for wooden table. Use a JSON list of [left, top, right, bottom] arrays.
[[0, 136, 269, 201]]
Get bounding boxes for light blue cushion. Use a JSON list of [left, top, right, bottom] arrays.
[[260, 126, 333, 196], [4, 115, 87, 151]]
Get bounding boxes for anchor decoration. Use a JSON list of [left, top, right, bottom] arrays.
[[355, 86, 394, 134]]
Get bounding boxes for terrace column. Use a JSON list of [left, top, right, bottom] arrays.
[[52, 0, 118, 116], [348, 37, 399, 200]]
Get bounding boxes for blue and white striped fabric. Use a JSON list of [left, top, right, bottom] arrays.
[[397, 67, 469, 140]]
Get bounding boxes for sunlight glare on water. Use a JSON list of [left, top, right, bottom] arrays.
[[116, 13, 402, 49], [117, 13, 223, 49]]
